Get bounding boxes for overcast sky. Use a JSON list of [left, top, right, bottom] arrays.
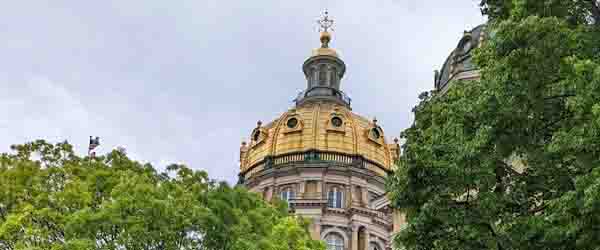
[[0, 1, 485, 183]]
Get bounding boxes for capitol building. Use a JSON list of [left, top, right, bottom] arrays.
[[237, 12, 485, 250]]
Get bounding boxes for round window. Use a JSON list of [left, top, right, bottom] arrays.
[[331, 117, 343, 127], [370, 128, 381, 139], [287, 118, 298, 128]]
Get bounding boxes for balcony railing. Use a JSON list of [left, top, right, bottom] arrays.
[[269, 150, 355, 166], [240, 150, 389, 183], [294, 88, 352, 107]]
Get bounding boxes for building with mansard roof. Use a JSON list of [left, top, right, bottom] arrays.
[[434, 24, 487, 94], [237, 13, 404, 250]]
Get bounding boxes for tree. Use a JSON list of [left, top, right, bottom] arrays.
[[0, 140, 324, 250], [480, 0, 600, 25], [388, 1, 600, 250]]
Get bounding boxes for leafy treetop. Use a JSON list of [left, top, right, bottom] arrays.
[[389, 1, 600, 250], [0, 140, 325, 250]]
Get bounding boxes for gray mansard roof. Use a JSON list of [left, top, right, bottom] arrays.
[[434, 24, 486, 92]]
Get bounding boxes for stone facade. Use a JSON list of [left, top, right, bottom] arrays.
[[246, 163, 392, 250]]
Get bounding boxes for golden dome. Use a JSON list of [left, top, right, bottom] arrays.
[[240, 102, 399, 178]]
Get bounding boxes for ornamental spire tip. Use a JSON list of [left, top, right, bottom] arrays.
[[316, 10, 334, 48], [317, 9, 334, 32]]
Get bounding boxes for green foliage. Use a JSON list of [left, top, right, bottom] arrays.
[[0, 140, 324, 250], [480, 0, 600, 25], [389, 2, 600, 250]]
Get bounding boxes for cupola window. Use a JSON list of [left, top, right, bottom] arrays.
[[328, 186, 344, 208], [319, 64, 328, 86]]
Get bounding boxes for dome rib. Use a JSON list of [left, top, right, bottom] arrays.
[[311, 104, 320, 149], [269, 111, 289, 156], [342, 108, 359, 154]]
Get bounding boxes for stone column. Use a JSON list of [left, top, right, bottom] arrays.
[[346, 185, 353, 208], [316, 180, 323, 199], [351, 185, 360, 207], [310, 218, 321, 240], [361, 186, 368, 206], [322, 181, 327, 200], [393, 210, 406, 234], [265, 187, 272, 201], [365, 228, 370, 250], [351, 224, 359, 250], [299, 181, 306, 199]]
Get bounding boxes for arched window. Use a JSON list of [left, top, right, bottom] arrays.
[[319, 64, 328, 86], [325, 233, 344, 250], [280, 187, 295, 203], [328, 186, 344, 208]]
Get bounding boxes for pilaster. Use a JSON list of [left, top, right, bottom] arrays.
[[351, 224, 359, 250]]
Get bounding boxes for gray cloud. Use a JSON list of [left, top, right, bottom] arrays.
[[0, 0, 485, 183]]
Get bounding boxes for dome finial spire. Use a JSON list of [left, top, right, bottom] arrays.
[[317, 9, 334, 48]]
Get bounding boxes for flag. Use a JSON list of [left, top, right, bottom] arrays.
[[89, 136, 100, 151]]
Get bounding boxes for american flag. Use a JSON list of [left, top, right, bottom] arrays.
[[88, 136, 100, 155]]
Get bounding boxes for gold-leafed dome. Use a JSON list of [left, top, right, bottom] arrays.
[[238, 11, 398, 181], [239, 102, 399, 178]]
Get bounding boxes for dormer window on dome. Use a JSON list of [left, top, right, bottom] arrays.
[[287, 118, 298, 128], [283, 110, 304, 134], [370, 128, 381, 139], [326, 109, 346, 134], [331, 117, 343, 127], [251, 120, 267, 147], [367, 118, 384, 145]]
